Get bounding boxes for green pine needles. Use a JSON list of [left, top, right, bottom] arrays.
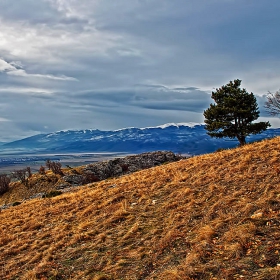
[[204, 79, 270, 146]]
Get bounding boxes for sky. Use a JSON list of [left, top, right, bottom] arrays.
[[0, 0, 280, 142]]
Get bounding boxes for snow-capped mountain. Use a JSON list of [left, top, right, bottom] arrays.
[[2, 123, 280, 155]]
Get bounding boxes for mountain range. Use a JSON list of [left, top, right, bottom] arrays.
[[2, 123, 280, 155]]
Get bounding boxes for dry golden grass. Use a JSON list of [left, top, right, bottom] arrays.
[[0, 172, 63, 205], [0, 137, 280, 279]]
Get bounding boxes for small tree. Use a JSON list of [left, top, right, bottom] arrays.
[[0, 174, 11, 195], [265, 90, 280, 116], [204, 79, 270, 146]]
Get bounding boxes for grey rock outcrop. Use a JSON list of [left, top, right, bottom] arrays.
[[62, 151, 185, 187], [63, 175, 84, 186]]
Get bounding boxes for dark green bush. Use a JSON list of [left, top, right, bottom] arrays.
[[215, 148, 226, 153], [42, 190, 63, 198], [12, 201, 21, 206]]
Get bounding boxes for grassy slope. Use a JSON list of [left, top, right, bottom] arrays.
[[0, 138, 280, 280], [0, 172, 62, 206]]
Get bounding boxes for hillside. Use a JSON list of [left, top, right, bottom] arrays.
[[0, 151, 184, 207], [0, 138, 280, 279]]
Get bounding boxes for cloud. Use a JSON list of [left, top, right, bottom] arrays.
[[0, 59, 15, 72], [62, 85, 212, 113], [0, 58, 77, 81], [0, 87, 54, 95], [0, 117, 10, 122], [1, 1, 278, 92], [7, 69, 78, 81], [0, 0, 279, 141]]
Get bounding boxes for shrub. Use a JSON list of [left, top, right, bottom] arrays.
[[215, 148, 226, 153], [47, 161, 64, 176], [0, 174, 11, 195], [42, 190, 63, 198], [26, 167, 32, 178], [38, 165, 46, 175], [11, 168, 31, 186], [12, 201, 21, 206], [46, 159, 51, 170], [121, 164, 129, 172], [82, 173, 99, 184]]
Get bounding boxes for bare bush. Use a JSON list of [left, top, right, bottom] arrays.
[[38, 165, 46, 175], [0, 174, 11, 195], [26, 167, 32, 178], [49, 161, 64, 176], [46, 159, 51, 170], [12, 168, 31, 186]]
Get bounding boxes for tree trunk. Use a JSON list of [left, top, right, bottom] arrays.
[[237, 135, 246, 146]]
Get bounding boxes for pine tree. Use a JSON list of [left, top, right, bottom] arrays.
[[204, 79, 270, 146]]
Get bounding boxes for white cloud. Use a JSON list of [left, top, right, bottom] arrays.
[[0, 87, 54, 95], [47, 0, 95, 19], [7, 69, 78, 81], [0, 58, 77, 81], [0, 117, 10, 122], [0, 58, 15, 72]]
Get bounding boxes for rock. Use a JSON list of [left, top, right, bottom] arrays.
[[82, 151, 185, 183], [63, 175, 84, 186], [55, 183, 71, 190], [60, 151, 185, 187], [29, 192, 46, 199]]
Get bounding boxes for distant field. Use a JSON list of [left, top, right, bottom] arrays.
[[0, 152, 129, 173]]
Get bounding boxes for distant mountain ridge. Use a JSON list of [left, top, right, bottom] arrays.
[[3, 123, 280, 155]]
